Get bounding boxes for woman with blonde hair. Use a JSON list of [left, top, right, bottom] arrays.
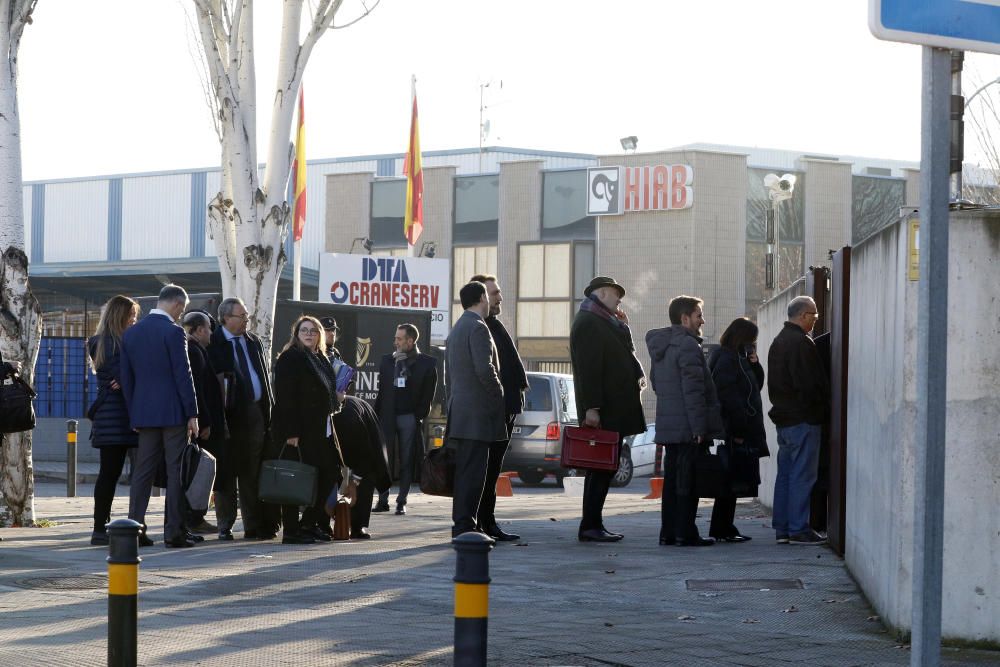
[[270, 315, 348, 544], [87, 295, 140, 545]]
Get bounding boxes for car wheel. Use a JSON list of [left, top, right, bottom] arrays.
[[610, 447, 633, 488], [517, 469, 546, 485]]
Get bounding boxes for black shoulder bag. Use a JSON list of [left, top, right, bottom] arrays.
[[0, 373, 37, 434]]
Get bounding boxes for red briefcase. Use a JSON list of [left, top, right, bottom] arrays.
[[561, 425, 620, 472]]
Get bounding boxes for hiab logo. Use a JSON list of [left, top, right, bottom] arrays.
[[328, 257, 440, 309]]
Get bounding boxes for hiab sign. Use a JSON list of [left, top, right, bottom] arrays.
[[587, 164, 693, 216], [319, 253, 451, 342]]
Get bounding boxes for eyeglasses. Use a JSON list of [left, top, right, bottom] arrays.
[[804, 311, 819, 317], [231, 312, 249, 321], [299, 328, 319, 335]]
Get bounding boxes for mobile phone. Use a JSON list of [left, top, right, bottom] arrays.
[[741, 343, 756, 358]]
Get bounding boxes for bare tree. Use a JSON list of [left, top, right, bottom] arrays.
[[964, 76, 1000, 206], [0, 0, 42, 527], [192, 0, 379, 352]]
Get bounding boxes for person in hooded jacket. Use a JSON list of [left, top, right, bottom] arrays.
[[645, 295, 724, 547], [707, 317, 770, 542]]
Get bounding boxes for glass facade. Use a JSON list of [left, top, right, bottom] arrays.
[[542, 169, 595, 240], [370, 179, 407, 248], [454, 175, 499, 244], [451, 245, 498, 323], [746, 168, 806, 314], [517, 242, 576, 338], [851, 176, 905, 243]]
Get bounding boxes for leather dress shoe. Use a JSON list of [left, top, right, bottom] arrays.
[[189, 520, 217, 534], [165, 537, 196, 548], [257, 531, 278, 541], [185, 532, 205, 543], [372, 502, 391, 513], [601, 527, 624, 539], [138, 532, 155, 547], [578, 528, 623, 543], [243, 529, 259, 540], [351, 528, 372, 540], [218, 530, 234, 541], [483, 524, 520, 542], [90, 530, 109, 546], [676, 537, 715, 547], [281, 533, 316, 545], [395, 505, 406, 516], [714, 534, 752, 543], [659, 537, 676, 546], [305, 526, 332, 542]]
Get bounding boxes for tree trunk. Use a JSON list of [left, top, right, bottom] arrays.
[[0, 9, 42, 525]]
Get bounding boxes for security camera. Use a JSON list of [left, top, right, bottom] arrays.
[[765, 173, 796, 201]]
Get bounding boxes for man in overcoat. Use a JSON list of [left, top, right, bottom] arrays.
[[334, 395, 392, 539], [207, 297, 276, 540], [470, 273, 528, 541], [446, 281, 508, 539], [569, 276, 647, 542], [373, 323, 437, 515]]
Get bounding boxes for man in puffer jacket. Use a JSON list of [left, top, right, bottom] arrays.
[[646, 295, 724, 547]]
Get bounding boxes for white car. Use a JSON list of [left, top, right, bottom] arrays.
[[620, 423, 659, 484]]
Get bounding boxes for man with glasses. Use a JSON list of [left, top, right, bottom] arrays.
[[207, 297, 276, 541], [766, 295, 830, 546]]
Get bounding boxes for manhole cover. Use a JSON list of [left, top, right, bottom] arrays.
[[686, 578, 803, 591], [13, 575, 108, 590]]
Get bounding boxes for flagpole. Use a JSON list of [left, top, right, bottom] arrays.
[[292, 84, 306, 301], [293, 241, 301, 301], [407, 74, 416, 258]]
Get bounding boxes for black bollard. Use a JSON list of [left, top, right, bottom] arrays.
[[107, 518, 142, 667], [452, 531, 494, 667], [66, 420, 78, 498]]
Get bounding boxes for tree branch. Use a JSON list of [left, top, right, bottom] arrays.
[[331, 0, 381, 30]]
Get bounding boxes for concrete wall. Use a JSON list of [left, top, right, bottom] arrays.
[[802, 159, 852, 271], [325, 172, 374, 253], [32, 417, 96, 463], [845, 210, 1000, 642], [498, 159, 544, 341]]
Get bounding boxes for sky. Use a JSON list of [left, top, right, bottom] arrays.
[[16, 0, 1000, 181]]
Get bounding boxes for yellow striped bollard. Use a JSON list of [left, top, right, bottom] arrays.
[[453, 531, 494, 666], [66, 420, 78, 497], [107, 518, 142, 667]]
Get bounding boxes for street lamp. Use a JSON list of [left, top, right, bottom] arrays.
[[620, 136, 638, 153], [763, 173, 796, 295]]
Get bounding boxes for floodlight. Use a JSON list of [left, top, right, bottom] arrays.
[[620, 136, 638, 151]]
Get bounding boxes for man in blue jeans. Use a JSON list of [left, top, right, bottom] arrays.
[[766, 296, 829, 545]]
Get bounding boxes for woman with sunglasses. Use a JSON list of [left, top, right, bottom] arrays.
[[271, 315, 347, 544], [706, 317, 770, 542]]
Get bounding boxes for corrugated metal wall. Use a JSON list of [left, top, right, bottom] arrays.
[[44, 180, 108, 262], [22, 185, 31, 260], [121, 174, 192, 259]]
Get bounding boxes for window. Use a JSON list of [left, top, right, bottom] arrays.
[[542, 169, 595, 240], [517, 242, 575, 338], [746, 168, 806, 299], [851, 176, 905, 243], [523, 376, 553, 412], [451, 245, 498, 322], [370, 179, 407, 248], [454, 175, 499, 244]]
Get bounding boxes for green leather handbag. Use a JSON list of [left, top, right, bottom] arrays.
[[259, 445, 318, 506]]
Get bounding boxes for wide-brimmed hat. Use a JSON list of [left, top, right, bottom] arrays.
[[584, 276, 626, 298], [319, 316, 340, 332]]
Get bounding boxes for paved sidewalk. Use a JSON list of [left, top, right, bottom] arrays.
[[0, 481, 995, 666]]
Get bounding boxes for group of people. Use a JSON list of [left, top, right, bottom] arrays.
[[565, 275, 829, 546], [87, 270, 828, 550], [87, 285, 390, 548]]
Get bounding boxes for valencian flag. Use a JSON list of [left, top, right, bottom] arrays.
[[403, 80, 423, 246], [292, 86, 307, 242]]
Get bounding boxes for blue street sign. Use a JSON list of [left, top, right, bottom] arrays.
[[870, 0, 1000, 55]]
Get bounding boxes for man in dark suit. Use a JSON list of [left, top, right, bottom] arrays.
[[182, 311, 229, 537], [207, 297, 276, 540], [121, 284, 200, 548], [447, 281, 508, 539], [570, 277, 647, 542], [470, 273, 528, 541], [373, 323, 437, 516], [333, 396, 392, 539]]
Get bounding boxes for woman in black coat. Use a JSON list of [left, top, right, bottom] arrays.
[[86, 295, 140, 545], [271, 315, 346, 545], [707, 317, 770, 542]]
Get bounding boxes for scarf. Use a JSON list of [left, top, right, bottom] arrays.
[[578, 294, 646, 381], [304, 348, 341, 415], [393, 345, 419, 381]]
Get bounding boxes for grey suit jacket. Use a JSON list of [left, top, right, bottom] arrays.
[[445, 310, 507, 442]]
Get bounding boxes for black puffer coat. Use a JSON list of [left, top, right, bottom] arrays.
[[87, 335, 138, 448], [707, 347, 769, 458]]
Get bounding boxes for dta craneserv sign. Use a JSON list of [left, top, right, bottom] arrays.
[[319, 253, 451, 342]]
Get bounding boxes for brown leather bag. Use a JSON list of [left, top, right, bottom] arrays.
[[333, 498, 351, 540], [561, 425, 620, 471]]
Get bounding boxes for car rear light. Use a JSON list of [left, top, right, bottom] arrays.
[[545, 422, 560, 441]]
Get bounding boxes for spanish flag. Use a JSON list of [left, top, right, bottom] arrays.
[[403, 79, 423, 246], [292, 86, 307, 243]]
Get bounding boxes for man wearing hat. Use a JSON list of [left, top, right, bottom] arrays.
[[569, 276, 647, 542], [320, 317, 342, 363]]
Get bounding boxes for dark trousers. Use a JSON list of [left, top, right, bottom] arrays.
[[217, 402, 266, 534], [580, 469, 613, 532], [478, 416, 515, 530], [709, 496, 737, 538], [661, 441, 700, 541], [394, 413, 419, 506], [93, 446, 130, 531], [301, 454, 338, 532], [351, 478, 375, 532], [451, 438, 490, 537], [128, 425, 188, 542]]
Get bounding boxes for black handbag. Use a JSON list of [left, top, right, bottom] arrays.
[[0, 373, 37, 434], [693, 441, 728, 499], [720, 440, 761, 498], [419, 445, 455, 497], [259, 444, 318, 506]]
